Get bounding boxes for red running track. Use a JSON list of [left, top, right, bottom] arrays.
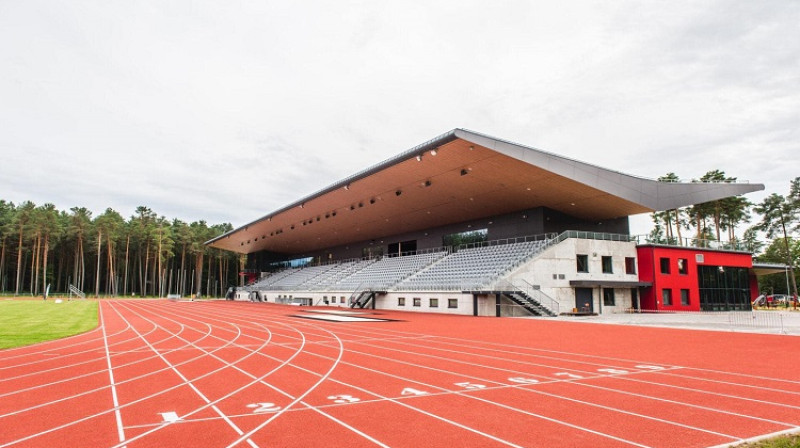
[[0, 300, 798, 447]]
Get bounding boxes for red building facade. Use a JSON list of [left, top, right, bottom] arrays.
[[636, 245, 759, 312]]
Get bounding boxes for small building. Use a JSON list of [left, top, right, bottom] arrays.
[[636, 245, 759, 311]]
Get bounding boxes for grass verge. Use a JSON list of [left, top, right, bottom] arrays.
[[0, 300, 98, 349], [740, 434, 800, 448]]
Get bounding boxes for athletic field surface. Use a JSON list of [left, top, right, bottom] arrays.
[[1, 300, 798, 447]]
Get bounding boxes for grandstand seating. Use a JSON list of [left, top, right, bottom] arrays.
[[396, 240, 547, 290], [245, 238, 550, 293], [332, 251, 446, 291]]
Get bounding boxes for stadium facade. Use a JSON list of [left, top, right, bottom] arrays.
[[207, 129, 767, 316]]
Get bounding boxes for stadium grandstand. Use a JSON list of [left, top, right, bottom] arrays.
[[206, 129, 766, 316]]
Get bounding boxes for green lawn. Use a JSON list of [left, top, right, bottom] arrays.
[[0, 300, 98, 349], [741, 433, 800, 448]]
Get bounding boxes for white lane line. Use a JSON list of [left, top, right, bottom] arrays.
[[344, 335, 800, 416], [335, 330, 798, 430], [146, 301, 394, 447], [651, 371, 800, 397], [618, 375, 800, 411], [203, 309, 530, 448], [107, 302, 260, 448], [181, 305, 588, 447], [100, 301, 126, 445], [315, 341, 743, 442]]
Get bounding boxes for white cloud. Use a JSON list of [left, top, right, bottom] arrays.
[[1, 0, 797, 237]]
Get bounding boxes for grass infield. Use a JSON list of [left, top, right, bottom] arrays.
[[0, 300, 98, 349]]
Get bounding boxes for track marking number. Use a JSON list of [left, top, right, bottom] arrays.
[[401, 388, 429, 396], [635, 365, 666, 370], [554, 372, 584, 379], [246, 402, 282, 413], [597, 368, 629, 375], [455, 382, 487, 390], [328, 394, 360, 404], [508, 377, 540, 384]]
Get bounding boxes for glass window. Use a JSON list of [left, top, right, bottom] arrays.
[[448, 298, 458, 309], [678, 258, 688, 275], [577, 254, 588, 273], [429, 298, 439, 308], [398, 297, 405, 306], [413, 297, 421, 307], [340, 296, 345, 304], [625, 257, 636, 275], [603, 289, 615, 306], [662, 289, 672, 306], [680, 289, 690, 306], [660, 257, 671, 274], [602, 256, 613, 274]]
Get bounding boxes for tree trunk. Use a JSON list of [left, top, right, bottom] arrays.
[[195, 252, 203, 297], [157, 229, 163, 297], [106, 236, 115, 296], [15, 227, 24, 295], [674, 209, 683, 245], [780, 218, 799, 300], [32, 233, 41, 295], [143, 244, 150, 296], [95, 230, 102, 298], [0, 236, 6, 292], [42, 234, 49, 295], [123, 235, 130, 296]]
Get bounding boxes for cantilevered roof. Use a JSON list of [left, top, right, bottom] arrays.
[[207, 129, 764, 255]]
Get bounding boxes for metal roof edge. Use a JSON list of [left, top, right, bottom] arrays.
[[205, 129, 461, 246]]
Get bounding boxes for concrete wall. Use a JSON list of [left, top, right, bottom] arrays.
[[506, 238, 640, 314]]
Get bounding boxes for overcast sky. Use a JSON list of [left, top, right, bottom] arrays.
[[1, 1, 798, 237]]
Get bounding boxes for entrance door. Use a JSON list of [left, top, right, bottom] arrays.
[[575, 288, 594, 312]]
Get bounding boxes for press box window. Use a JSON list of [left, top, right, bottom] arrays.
[[602, 256, 613, 274], [577, 254, 589, 273], [448, 298, 458, 309], [625, 257, 636, 275], [429, 298, 439, 308], [660, 258, 671, 274], [603, 288, 615, 306], [398, 297, 406, 306], [413, 297, 421, 307]]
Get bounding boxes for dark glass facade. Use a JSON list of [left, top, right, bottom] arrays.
[[697, 266, 752, 311]]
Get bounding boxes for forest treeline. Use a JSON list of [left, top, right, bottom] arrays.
[[1, 172, 798, 297], [0, 203, 241, 297]]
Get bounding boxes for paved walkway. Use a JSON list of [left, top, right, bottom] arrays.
[[555, 309, 800, 335]]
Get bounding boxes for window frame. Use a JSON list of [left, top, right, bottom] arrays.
[[601, 256, 613, 274], [429, 298, 439, 308], [662, 288, 673, 306], [577, 254, 589, 273], [660, 257, 671, 275], [398, 297, 406, 307], [680, 289, 690, 306], [603, 288, 615, 306], [625, 257, 637, 275], [448, 298, 458, 309]]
